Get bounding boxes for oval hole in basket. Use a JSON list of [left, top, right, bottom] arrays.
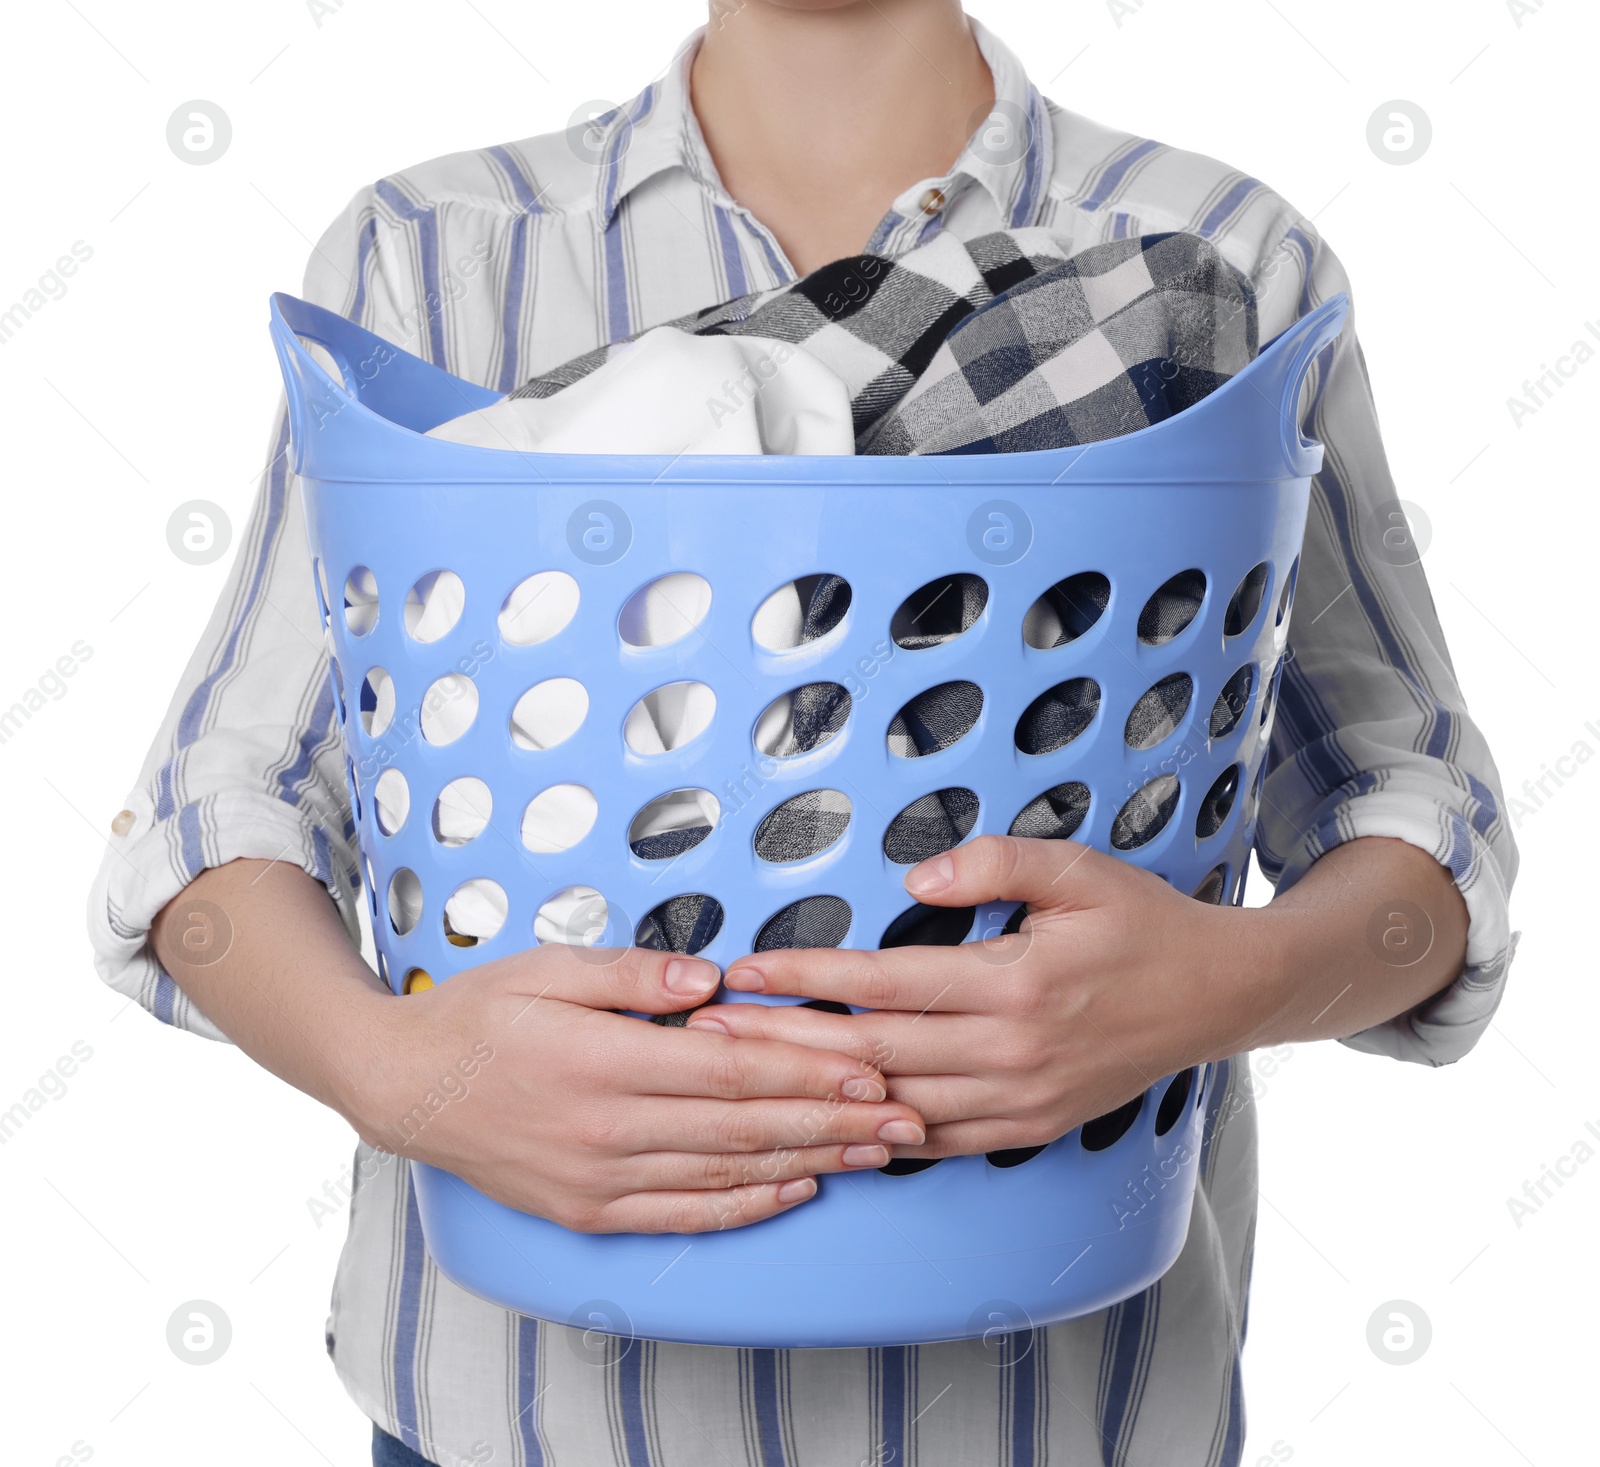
[[1015, 678, 1099, 755], [404, 570, 465, 643], [1110, 775, 1180, 851], [535, 886, 609, 947], [1124, 673, 1193, 751], [753, 574, 852, 652], [359, 667, 394, 738], [755, 896, 853, 951], [387, 868, 422, 936], [1209, 664, 1255, 739], [1155, 1069, 1194, 1136], [520, 784, 597, 854], [420, 673, 479, 746], [987, 1146, 1048, 1169], [1023, 570, 1110, 649], [1009, 782, 1090, 841], [754, 683, 850, 758], [619, 573, 712, 648], [313, 558, 332, 629], [1276, 556, 1300, 628], [329, 658, 346, 726], [1191, 864, 1229, 905], [1224, 562, 1270, 636], [754, 789, 851, 864], [343, 565, 379, 636], [883, 788, 978, 864], [498, 571, 580, 646], [443, 877, 507, 947], [1137, 569, 1205, 645], [512, 678, 589, 751], [880, 903, 976, 948], [880, 1158, 943, 1176], [1196, 764, 1241, 840], [1081, 1094, 1144, 1152], [1260, 659, 1284, 731], [625, 682, 714, 755], [891, 573, 988, 650], [629, 789, 719, 860], [635, 895, 725, 955], [373, 769, 409, 836], [433, 776, 492, 846], [888, 681, 982, 758]]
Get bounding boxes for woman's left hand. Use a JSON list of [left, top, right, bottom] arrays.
[[685, 835, 1272, 1159]]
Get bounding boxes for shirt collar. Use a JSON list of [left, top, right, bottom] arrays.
[[596, 18, 1053, 231]]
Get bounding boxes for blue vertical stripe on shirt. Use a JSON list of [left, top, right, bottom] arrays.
[[712, 205, 749, 298], [616, 1337, 653, 1467], [1008, 87, 1048, 227], [751, 1349, 789, 1467], [487, 144, 543, 391], [349, 213, 378, 326], [516, 1314, 545, 1467], [167, 416, 292, 758], [374, 177, 448, 368]]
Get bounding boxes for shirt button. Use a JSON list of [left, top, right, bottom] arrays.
[[111, 809, 136, 837], [918, 186, 947, 216]]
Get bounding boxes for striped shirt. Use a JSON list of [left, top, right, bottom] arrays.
[[87, 19, 1517, 1467]]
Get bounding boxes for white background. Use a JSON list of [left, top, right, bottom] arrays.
[[1, 0, 1594, 1463]]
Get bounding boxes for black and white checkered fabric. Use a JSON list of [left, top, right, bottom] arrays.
[[512, 230, 1256, 455], [527, 229, 1261, 956]]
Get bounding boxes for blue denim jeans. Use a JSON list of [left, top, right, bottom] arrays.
[[373, 1426, 436, 1466]]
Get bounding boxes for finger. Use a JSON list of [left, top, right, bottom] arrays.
[[590, 1177, 822, 1235], [900, 833, 1114, 910], [684, 1002, 984, 1078], [880, 1075, 1010, 1127], [620, 1023, 892, 1103], [626, 1140, 892, 1192], [492, 943, 722, 1016], [891, 1117, 1058, 1160], [624, 1096, 926, 1155], [720, 945, 1011, 1014]]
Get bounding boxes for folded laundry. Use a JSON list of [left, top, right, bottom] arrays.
[[403, 229, 1259, 948], [510, 230, 1256, 452], [428, 325, 855, 457]]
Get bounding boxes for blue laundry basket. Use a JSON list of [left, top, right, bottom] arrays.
[[269, 286, 1348, 1349]]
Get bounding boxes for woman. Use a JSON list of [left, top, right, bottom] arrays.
[[90, 2, 1514, 1463]]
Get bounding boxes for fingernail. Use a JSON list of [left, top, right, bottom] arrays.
[[686, 1015, 729, 1035], [664, 958, 717, 995], [842, 1144, 889, 1168], [906, 854, 955, 895], [777, 1178, 817, 1204], [723, 964, 765, 992], [841, 1076, 886, 1102], [877, 1119, 925, 1145]]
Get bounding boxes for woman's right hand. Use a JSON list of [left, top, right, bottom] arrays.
[[339, 943, 925, 1234]]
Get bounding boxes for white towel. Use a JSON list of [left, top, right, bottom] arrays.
[[427, 326, 854, 458], [378, 330, 854, 943]]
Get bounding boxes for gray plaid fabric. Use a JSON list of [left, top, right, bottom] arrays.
[[513, 230, 1256, 452], [861, 233, 1257, 455], [571, 229, 1260, 958]]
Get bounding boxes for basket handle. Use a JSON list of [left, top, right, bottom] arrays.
[[268, 293, 502, 475], [1267, 293, 1350, 479]]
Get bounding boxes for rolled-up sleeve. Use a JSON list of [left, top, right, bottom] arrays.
[[1250, 219, 1519, 1067], [86, 186, 407, 1040]]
